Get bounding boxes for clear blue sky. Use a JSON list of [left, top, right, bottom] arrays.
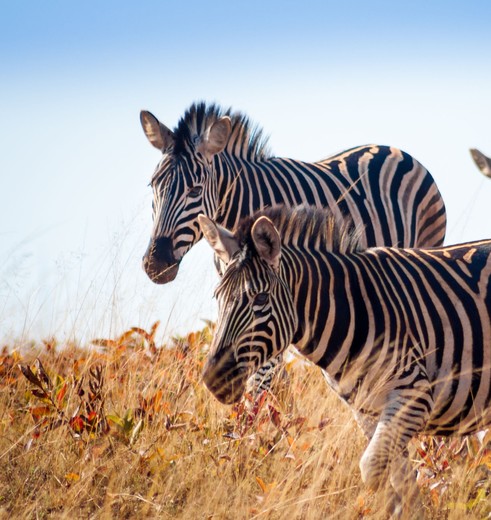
[[1, 1, 491, 343]]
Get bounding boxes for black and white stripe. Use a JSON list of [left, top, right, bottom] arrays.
[[140, 102, 447, 395], [199, 206, 491, 516]]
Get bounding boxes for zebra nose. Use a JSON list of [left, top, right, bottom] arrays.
[[151, 236, 176, 264], [142, 236, 179, 284], [202, 354, 220, 385], [202, 352, 249, 404]]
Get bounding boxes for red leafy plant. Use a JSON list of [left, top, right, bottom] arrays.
[[19, 358, 109, 444]]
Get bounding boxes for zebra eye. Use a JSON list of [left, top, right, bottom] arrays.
[[188, 186, 203, 197], [253, 292, 269, 306]]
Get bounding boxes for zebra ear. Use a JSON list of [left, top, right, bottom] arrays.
[[198, 214, 240, 265], [140, 110, 175, 151], [251, 216, 281, 270], [199, 117, 232, 159], [470, 148, 491, 178]]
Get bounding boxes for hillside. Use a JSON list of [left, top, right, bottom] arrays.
[[1, 322, 490, 519]]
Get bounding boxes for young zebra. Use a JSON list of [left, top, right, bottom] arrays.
[[140, 102, 447, 394], [198, 206, 491, 516]]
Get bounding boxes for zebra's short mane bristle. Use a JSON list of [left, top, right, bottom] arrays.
[[234, 205, 362, 258], [173, 102, 272, 160]]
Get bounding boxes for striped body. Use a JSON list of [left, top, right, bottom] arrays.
[[298, 239, 491, 437], [140, 102, 446, 396], [199, 206, 491, 515]]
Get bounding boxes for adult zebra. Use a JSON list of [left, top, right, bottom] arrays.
[[140, 102, 447, 392], [198, 206, 491, 517], [470, 148, 491, 178]]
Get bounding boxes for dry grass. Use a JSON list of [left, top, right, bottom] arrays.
[[1, 323, 490, 519]]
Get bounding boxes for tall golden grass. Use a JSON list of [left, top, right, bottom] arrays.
[[1, 322, 490, 519]]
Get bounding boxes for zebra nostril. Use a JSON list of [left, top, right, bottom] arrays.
[[142, 236, 176, 267], [152, 236, 176, 264]]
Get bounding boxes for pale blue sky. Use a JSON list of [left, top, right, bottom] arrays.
[[1, 1, 491, 342]]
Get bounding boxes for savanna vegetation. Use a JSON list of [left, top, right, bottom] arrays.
[[1, 322, 490, 519]]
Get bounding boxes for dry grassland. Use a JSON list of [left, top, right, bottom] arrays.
[[1, 323, 490, 519]]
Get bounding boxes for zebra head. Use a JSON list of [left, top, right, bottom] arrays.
[[198, 214, 297, 404], [140, 106, 232, 283]]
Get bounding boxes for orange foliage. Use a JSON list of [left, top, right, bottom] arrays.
[[2, 321, 489, 519]]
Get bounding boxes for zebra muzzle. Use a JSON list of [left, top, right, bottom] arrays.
[[142, 236, 180, 284], [202, 353, 249, 404]]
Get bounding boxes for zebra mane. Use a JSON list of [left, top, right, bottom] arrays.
[[234, 205, 362, 258], [173, 102, 272, 160]]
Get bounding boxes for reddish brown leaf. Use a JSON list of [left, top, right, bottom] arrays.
[[30, 406, 52, 422], [86, 410, 98, 423], [318, 417, 332, 431], [56, 382, 68, 404], [120, 329, 140, 346], [31, 388, 48, 399], [186, 332, 197, 348], [70, 416, 85, 433], [34, 358, 51, 389], [19, 364, 42, 388], [268, 405, 282, 429], [255, 476, 268, 494], [149, 320, 160, 338], [149, 390, 162, 409]]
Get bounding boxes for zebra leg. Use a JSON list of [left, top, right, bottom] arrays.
[[389, 451, 422, 518], [359, 385, 432, 517], [246, 353, 285, 396], [351, 409, 378, 439]]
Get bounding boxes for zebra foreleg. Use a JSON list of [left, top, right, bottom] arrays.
[[389, 452, 423, 518], [246, 353, 286, 396], [359, 387, 432, 518], [360, 423, 421, 518]]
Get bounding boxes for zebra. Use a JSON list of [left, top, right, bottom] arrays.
[[198, 206, 491, 516], [470, 148, 491, 178], [140, 102, 447, 394]]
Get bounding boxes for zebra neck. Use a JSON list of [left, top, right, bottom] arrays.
[[214, 154, 320, 230], [214, 154, 272, 228]]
